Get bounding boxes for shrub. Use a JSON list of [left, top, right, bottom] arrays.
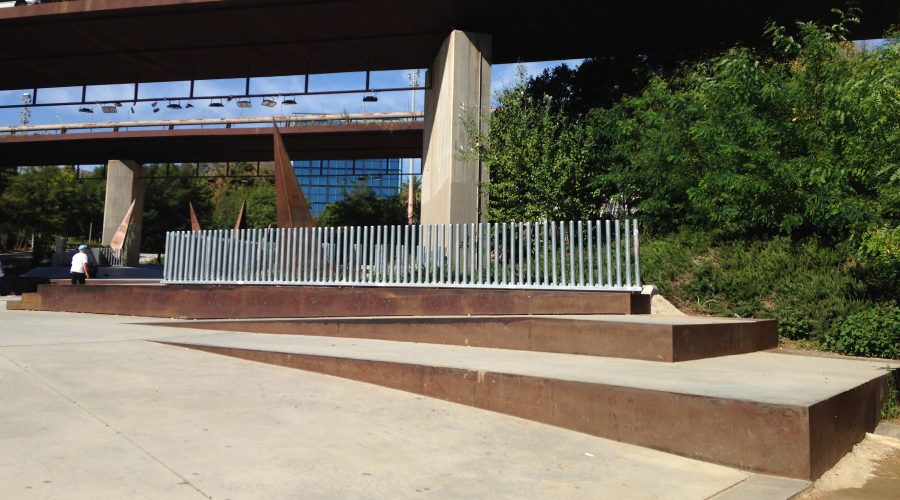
[[822, 303, 900, 359]]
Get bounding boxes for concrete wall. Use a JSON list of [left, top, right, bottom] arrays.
[[421, 30, 491, 224], [101, 159, 144, 267]]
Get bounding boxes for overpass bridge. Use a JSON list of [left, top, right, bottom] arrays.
[[1, 0, 895, 227], [0, 112, 423, 167]]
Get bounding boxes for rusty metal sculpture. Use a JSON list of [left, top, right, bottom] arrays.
[[273, 124, 314, 228], [189, 201, 201, 233], [109, 199, 136, 257]]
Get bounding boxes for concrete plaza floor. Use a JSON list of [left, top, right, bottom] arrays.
[[0, 301, 809, 499]]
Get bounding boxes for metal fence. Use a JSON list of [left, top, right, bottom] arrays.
[[162, 220, 641, 291], [98, 245, 125, 267]]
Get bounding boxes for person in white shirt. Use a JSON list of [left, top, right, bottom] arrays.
[[70, 244, 91, 285]]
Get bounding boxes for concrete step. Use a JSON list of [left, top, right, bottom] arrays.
[[157, 330, 896, 481], [14, 284, 650, 318], [155, 314, 777, 362], [6, 292, 39, 310]]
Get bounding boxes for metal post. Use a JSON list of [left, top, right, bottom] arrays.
[[625, 219, 631, 288], [615, 219, 622, 288]]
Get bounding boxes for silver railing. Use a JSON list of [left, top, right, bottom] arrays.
[[162, 220, 641, 291]]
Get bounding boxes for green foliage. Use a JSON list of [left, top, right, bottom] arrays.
[[479, 67, 609, 222], [142, 164, 214, 252], [641, 230, 866, 342], [212, 184, 276, 230], [602, 17, 899, 241], [479, 11, 898, 358], [822, 303, 900, 359], [317, 184, 405, 227], [882, 369, 900, 419], [0, 166, 104, 243]]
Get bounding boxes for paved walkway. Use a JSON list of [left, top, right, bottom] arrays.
[[0, 303, 808, 499]]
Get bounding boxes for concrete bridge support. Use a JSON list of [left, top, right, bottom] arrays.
[[101, 159, 144, 267], [420, 30, 492, 224]]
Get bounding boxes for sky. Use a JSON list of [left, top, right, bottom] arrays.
[[0, 59, 585, 127]]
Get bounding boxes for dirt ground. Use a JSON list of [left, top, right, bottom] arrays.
[[800, 433, 900, 499]]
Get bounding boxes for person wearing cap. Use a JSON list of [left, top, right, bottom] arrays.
[[70, 244, 91, 285]]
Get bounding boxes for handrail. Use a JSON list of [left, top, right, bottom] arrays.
[[0, 111, 424, 135]]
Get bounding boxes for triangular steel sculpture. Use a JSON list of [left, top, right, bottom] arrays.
[[109, 199, 136, 257], [189, 202, 201, 233], [273, 124, 314, 228], [234, 199, 247, 231]]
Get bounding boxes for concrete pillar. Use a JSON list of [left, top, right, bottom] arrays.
[[420, 30, 492, 224], [101, 159, 144, 267]]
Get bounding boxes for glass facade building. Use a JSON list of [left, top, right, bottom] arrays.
[[293, 158, 405, 216]]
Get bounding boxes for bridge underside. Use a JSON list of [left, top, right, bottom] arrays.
[[0, 122, 423, 167], [0, 0, 894, 90]]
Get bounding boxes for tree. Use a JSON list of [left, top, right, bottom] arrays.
[[317, 184, 406, 227], [139, 164, 215, 252]]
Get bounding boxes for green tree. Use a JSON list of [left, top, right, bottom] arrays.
[[141, 164, 215, 252], [477, 67, 608, 222], [317, 184, 405, 227]]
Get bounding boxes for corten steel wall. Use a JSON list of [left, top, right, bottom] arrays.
[[164, 343, 889, 480], [157, 316, 778, 362], [16, 284, 651, 319]]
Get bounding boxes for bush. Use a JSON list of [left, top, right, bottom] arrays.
[[822, 303, 900, 359], [641, 230, 866, 342]]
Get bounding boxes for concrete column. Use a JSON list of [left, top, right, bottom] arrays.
[[101, 159, 144, 267], [420, 30, 492, 224]]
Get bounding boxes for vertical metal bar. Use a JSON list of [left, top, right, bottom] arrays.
[[394, 225, 401, 283], [477, 223, 484, 284], [453, 224, 459, 284], [185, 232, 193, 281], [625, 219, 632, 288], [605, 220, 613, 287], [577, 221, 584, 286], [299, 228, 307, 282], [382, 225, 389, 283], [470, 222, 477, 284], [587, 221, 594, 286], [416, 225, 423, 284], [492, 222, 499, 285], [542, 221, 549, 286], [403, 225, 410, 283], [365, 225, 372, 283], [172, 232, 181, 281], [340, 226, 347, 282], [330, 226, 337, 283], [461, 223, 468, 284], [273, 228, 282, 282], [531, 223, 537, 286], [235, 231, 243, 282], [431, 225, 439, 283], [501, 223, 508, 285], [351, 227, 358, 283], [550, 221, 557, 286], [518, 222, 524, 285], [292, 227, 299, 282], [314, 227, 321, 283], [440, 224, 446, 284], [634, 220, 642, 287], [246, 229, 253, 282], [163, 233, 172, 281], [212, 230, 221, 282], [560, 221, 567, 286], [596, 221, 603, 287], [615, 219, 622, 288]]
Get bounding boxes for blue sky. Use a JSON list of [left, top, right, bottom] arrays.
[[0, 59, 584, 127]]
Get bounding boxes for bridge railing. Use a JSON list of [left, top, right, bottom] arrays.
[[162, 220, 641, 291], [0, 112, 423, 136]]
